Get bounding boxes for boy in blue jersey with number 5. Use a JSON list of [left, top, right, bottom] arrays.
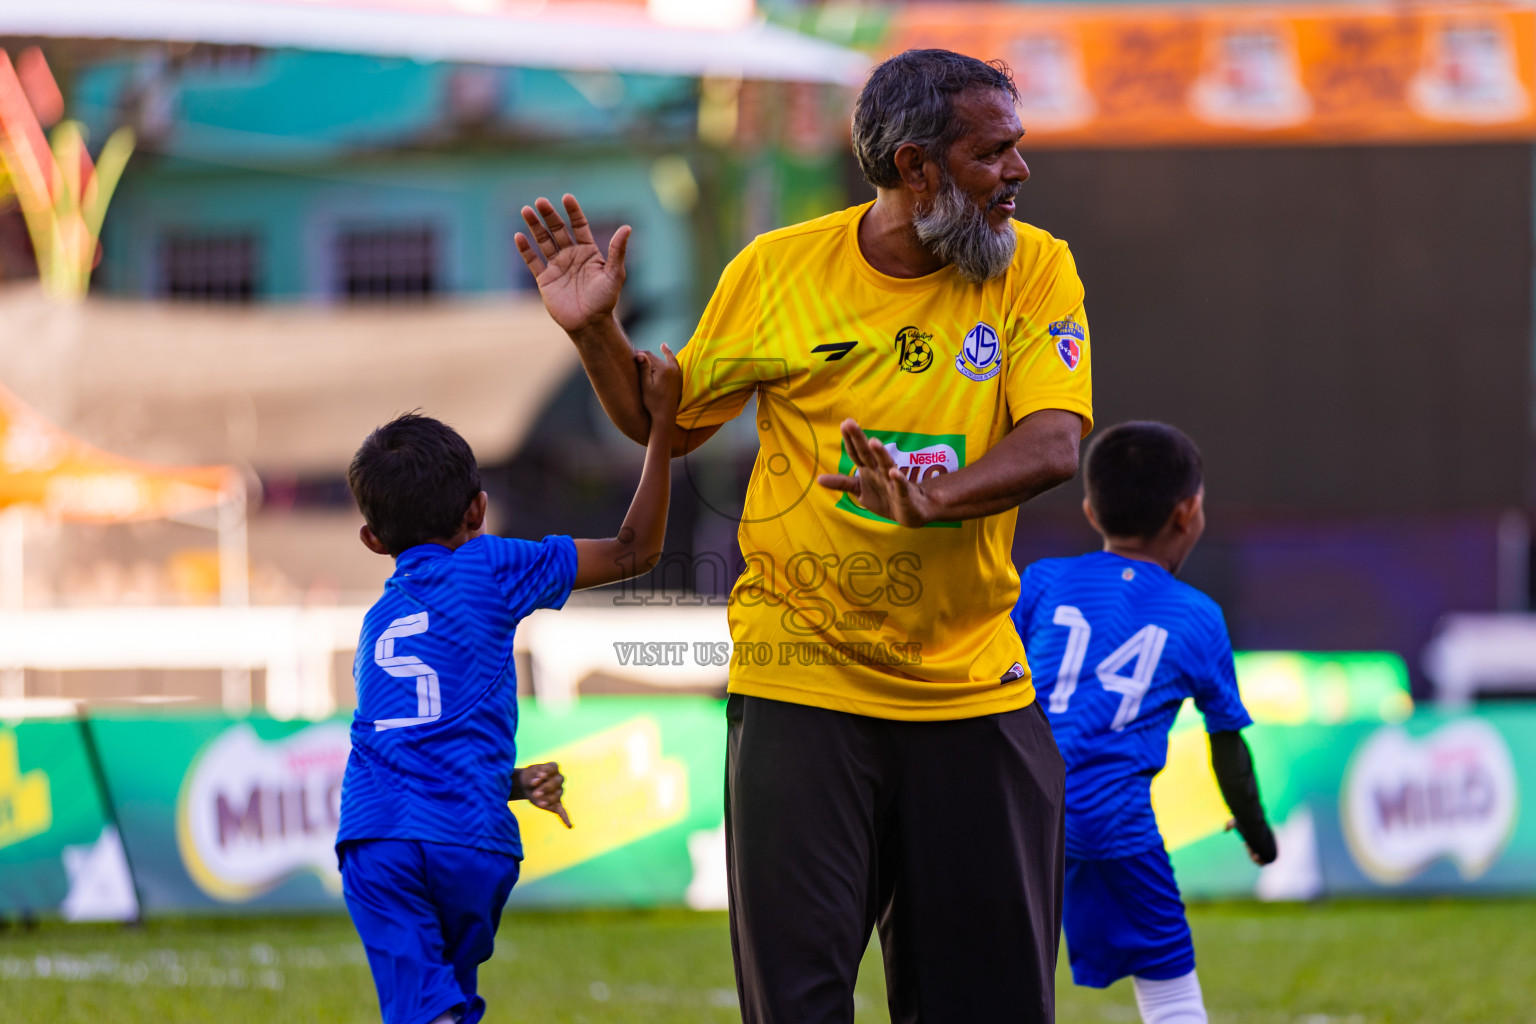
[[337, 346, 682, 1024], [1012, 422, 1277, 1024]]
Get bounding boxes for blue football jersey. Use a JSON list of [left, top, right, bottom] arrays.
[[338, 534, 577, 857], [1012, 551, 1251, 859]]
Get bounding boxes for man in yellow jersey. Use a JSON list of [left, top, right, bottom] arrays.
[[517, 49, 1092, 1024]]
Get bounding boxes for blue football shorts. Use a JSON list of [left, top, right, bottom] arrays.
[[1062, 844, 1196, 988], [340, 838, 521, 1024]]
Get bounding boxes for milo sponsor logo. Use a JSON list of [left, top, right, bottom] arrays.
[[835, 429, 966, 529], [1341, 719, 1517, 885], [175, 722, 351, 902]]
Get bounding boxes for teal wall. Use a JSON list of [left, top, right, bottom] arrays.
[[101, 150, 697, 350], [73, 52, 697, 164], [78, 50, 705, 352]]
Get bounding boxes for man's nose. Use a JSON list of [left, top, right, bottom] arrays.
[[1006, 149, 1030, 183]]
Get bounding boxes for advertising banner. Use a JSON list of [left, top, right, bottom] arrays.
[[0, 715, 132, 920], [889, 2, 1536, 147], [89, 712, 351, 913], [1227, 651, 1411, 726], [36, 663, 1536, 916], [509, 698, 726, 908], [86, 699, 728, 915], [1168, 706, 1536, 900]]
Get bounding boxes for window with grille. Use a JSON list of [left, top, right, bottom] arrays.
[[180, 45, 266, 76], [158, 232, 260, 302], [335, 225, 440, 302]]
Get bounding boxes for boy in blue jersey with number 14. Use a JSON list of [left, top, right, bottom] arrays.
[[337, 345, 682, 1024], [1012, 422, 1278, 1024]]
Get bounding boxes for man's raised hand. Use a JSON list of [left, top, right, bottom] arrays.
[[515, 194, 631, 335], [816, 418, 937, 528]]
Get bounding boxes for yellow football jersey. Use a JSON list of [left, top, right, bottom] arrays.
[[677, 201, 1093, 721]]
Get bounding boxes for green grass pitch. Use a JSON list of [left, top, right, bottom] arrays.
[[4, 899, 1534, 1023]]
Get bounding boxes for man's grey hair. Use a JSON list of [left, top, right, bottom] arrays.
[[852, 49, 1019, 190]]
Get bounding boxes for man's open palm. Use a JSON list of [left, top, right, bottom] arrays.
[[817, 419, 937, 528], [516, 194, 631, 333]]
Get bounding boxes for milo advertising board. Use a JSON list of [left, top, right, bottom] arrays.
[[1160, 651, 1418, 898], [87, 699, 727, 915], [90, 712, 351, 912], [505, 698, 726, 908], [17, 652, 1536, 917], [1327, 709, 1533, 893], [1160, 652, 1536, 899]]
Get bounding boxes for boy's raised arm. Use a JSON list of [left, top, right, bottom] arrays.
[[571, 344, 680, 589]]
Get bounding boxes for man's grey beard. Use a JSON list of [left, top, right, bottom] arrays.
[[912, 176, 1017, 284]]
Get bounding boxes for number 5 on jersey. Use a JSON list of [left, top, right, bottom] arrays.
[[373, 611, 442, 731], [1047, 604, 1169, 731]]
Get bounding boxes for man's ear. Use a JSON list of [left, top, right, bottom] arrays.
[[1081, 496, 1100, 532], [463, 491, 488, 534], [892, 141, 934, 196], [1171, 492, 1202, 533], [359, 523, 391, 556]]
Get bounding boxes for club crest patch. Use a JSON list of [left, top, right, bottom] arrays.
[[1050, 317, 1084, 371], [955, 322, 1002, 382]]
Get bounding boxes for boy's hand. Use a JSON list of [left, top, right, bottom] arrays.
[[512, 762, 572, 828], [1225, 817, 1278, 866], [636, 344, 682, 423]]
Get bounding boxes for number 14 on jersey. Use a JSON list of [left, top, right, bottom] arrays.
[[1047, 605, 1169, 731]]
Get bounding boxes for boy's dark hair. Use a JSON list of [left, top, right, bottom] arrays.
[[1084, 422, 1204, 540], [852, 48, 1019, 190], [349, 412, 481, 555]]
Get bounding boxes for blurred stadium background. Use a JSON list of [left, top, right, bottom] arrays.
[[1, 0, 1535, 1020]]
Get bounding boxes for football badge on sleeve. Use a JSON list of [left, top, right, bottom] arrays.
[[1050, 316, 1084, 371]]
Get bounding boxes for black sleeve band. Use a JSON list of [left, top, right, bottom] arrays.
[[1208, 729, 1278, 865]]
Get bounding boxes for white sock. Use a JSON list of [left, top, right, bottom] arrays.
[[1132, 969, 1208, 1024], [426, 1012, 460, 1024]]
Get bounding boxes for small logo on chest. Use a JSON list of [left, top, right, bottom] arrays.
[[894, 326, 934, 373]]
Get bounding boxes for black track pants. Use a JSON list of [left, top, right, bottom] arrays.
[[725, 693, 1066, 1024]]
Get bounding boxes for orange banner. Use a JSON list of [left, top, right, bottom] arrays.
[[0, 386, 236, 523], [889, 3, 1536, 146]]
